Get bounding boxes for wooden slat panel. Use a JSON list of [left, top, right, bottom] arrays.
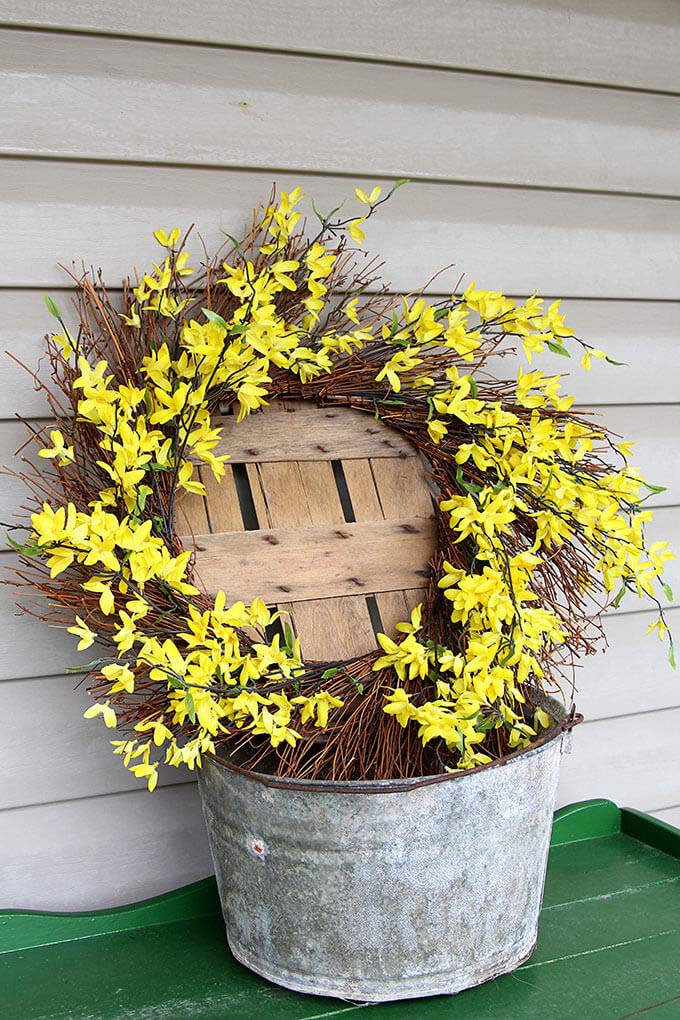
[[3, 161, 680, 298], [0, 783, 211, 911], [370, 458, 434, 616], [175, 486, 209, 538], [2, 293, 679, 419], [287, 594, 378, 663], [342, 457, 433, 634], [240, 414, 378, 659], [369, 456, 434, 519], [197, 405, 415, 464], [557, 707, 680, 813], [198, 465, 242, 533], [1, 29, 680, 196], [2, 504, 674, 685], [1, 1, 679, 93], [185, 518, 436, 604]]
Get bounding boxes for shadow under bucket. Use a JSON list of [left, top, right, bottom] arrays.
[[198, 691, 575, 1002]]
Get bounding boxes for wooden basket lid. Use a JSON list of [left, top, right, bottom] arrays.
[[177, 400, 436, 661]]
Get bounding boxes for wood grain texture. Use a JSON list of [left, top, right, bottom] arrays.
[[2, 160, 680, 297], [1, 1, 678, 92], [230, 403, 380, 659], [342, 455, 433, 630], [195, 405, 416, 464], [3, 412, 676, 544], [0, 783, 212, 911], [1, 29, 679, 196], [184, 517, 436, 604], [3, 506, 675, 685]]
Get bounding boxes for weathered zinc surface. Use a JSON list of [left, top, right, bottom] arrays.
[[198, 695, 569, 1001], [3, 800, 680, 1019]]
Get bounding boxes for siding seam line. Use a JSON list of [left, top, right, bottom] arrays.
[[1, 153, 680, 205], [0, 21, 678, 100]]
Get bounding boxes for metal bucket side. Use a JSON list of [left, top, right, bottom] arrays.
[[198, 691, 569, 1001]]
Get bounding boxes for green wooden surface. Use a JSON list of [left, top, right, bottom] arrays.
[[1, 800, 679, 1020]]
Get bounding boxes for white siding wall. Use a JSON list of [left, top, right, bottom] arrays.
[[0, 2, 678, 910]]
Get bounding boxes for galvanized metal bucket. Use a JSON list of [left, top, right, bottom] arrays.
[[198, 691, 574, 1002]]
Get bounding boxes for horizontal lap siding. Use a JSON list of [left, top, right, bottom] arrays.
[[2, 161, 680, 296], [0, 8, 678, 909], [3, 295, 680, 417], [0, 784, 212, 911], [0, 0, 678, 92], [1, 30, 680, 195]]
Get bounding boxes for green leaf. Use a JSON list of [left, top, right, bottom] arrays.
[[283, 621, 294, 654], [612, 585, 628, 609], [389, 178, 410, 195], [321, 667, 341, 680], [311, 198, 327, 227], [642, 481, 667, 495], [222, 231, 246, 259], [670, 644, 677, 670], [468, 375, 478, 397], [66, 658, 105, 674], [202, 307, 229, 331], [455, 465, 482, 494], [43, 294, 62, 319], [5, 532, 41, 556], [185, 689, 196, 722], [605, 355, 627, 367], [433, 307, 449, 321], [546, 339, 570, 358], [662, 581, 675, 604]]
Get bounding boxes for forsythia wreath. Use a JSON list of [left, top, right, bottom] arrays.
[[9, 182, 674, 789]]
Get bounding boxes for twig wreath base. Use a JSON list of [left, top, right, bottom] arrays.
[[7, 182, 674, 790]]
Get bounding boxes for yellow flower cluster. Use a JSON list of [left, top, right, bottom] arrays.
[[28, 183, 674, 788]]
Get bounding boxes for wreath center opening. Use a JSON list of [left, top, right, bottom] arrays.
[[176, 398, 437, 663]]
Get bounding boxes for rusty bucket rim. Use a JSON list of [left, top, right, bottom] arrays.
[[206, 692, 582, 796]]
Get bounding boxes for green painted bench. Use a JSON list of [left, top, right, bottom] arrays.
[[2, 800, 679, 1020]]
